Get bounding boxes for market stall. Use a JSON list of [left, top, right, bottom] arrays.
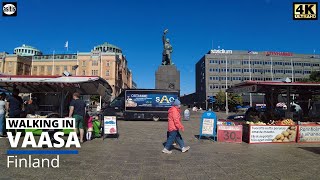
[[0, 75, 113, 135], [227, 80, 320, 143]]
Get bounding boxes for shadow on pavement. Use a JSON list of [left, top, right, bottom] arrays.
[[194, 135, 216, 141], [162, 142, 181, 150], [298, 147, 320, 154]]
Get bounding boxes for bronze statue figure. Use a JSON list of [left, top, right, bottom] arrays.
[[162, 29, 173, 65]]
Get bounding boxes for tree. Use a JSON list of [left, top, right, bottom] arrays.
[[90, 95, 100, 103], [215, 90, 243, 111], [300, 71, 320, 101]]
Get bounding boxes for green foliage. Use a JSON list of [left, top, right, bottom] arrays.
[[90, 95, 100, 102], [214, 90, 243, 111], [302, 71, 320, 82], [302, 71, 320, 101]]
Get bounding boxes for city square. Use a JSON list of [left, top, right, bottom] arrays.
[[1, 112, 320, 180]]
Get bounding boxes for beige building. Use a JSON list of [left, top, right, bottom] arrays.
[[0, 52, 32, 75], [0, 42, 133, 98]]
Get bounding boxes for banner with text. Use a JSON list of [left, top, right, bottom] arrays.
[[298, 125, 320, 143], [249, 125, 297, 143]]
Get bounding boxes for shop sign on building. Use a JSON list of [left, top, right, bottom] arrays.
[[265, 51, 293, 56], [248, 51, 258, 54], [233, 85, 258, 93], [210, 49, 233, 54]]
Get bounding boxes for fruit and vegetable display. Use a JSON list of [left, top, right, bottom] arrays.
[[268, 119, 295, 125], [272, 126, 297, 142], [246, 121, 266, 125]]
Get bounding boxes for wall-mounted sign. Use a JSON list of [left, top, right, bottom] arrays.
[[248, 51, 258, 54], [210, 49, 233, 54], [265, 52, 293, 56], [233, 85, 258, 93]]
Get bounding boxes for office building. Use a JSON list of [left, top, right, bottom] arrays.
[[195, 49, 320, 107]]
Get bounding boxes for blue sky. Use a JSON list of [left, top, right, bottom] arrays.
[[0, 0, 319, 95]]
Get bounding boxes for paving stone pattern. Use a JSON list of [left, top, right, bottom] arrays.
[[0, 111, 320, 180]]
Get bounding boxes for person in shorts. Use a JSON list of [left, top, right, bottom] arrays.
[[69, 92, 86, 143]]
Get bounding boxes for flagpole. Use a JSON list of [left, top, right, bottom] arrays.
[[31, 56, 33, 75], [291, 58, 295, 101], [225, 55, 228, 115], [76, 51, 79, 76], [249, 53, 252, 107], [99, 52, 102, 112], [52, 50, 55, 75]]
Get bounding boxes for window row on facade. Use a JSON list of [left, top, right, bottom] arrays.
[[32, 65, 110, 76], [14, 48, 41, 55], [209, 60, 320, 67], [33, 55, 77, 60], [209, 76, 305, 82], [209, 68, 312, 74]]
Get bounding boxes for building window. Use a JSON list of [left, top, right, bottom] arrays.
[[82, 61, 86, 66], [56, 66, 60, 74], [106, 61, 110, 67], [47, 66, 52, 73], [63, 66, 68, 71], [106, 70, 110, 76], [91, 70, 98, 76], [40, 66, 45, 72], [92, 60, 98, 66], [82, 70, 86, 75], [33, 66, 37, 72], [8, 62, 13, 67]]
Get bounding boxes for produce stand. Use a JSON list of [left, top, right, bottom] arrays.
[[0, 75, 112, 135], [227, 80, 320, 144]]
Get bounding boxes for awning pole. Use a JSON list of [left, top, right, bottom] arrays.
[[60, 90, 64, 117], [287, 87, 291, 113]]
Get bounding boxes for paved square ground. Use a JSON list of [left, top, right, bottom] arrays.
[[1, 111, 320, 180]]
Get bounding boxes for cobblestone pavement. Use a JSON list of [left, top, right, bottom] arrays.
[[1, 111, 320, 180]]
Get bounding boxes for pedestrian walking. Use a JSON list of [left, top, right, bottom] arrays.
[[69, 92, 86, 143], [162, 99, 190, 154], [0, 93, 6, 137]]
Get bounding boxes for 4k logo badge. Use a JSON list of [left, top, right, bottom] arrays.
[[293, 2, 318, 20], [2, 2, 17, 16]]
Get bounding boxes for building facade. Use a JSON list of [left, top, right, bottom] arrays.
[[1, 43, 133, 98], [196, 49, 320, 106], [0, 52, 32, 75]]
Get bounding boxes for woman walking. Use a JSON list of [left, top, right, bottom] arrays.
[[162, 99, 190, 154]]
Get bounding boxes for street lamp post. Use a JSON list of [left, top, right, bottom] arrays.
[[249, 54, 252, 107]]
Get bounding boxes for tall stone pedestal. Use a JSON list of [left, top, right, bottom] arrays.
[[155, 65, 180, 91]]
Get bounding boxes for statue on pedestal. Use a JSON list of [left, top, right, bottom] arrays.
[[162, 29, 173, 65]]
